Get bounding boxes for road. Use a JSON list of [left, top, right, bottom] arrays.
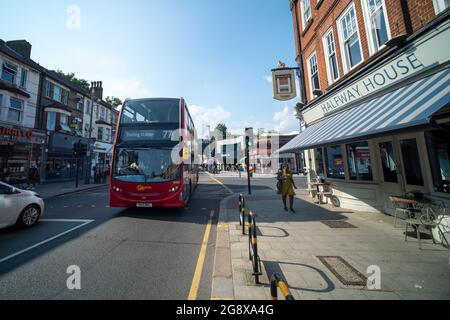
[[0, 171, 307, 299], [0, 172, 230, 300]]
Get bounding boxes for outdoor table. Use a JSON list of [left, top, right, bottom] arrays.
[[310, 182, 331, 204]]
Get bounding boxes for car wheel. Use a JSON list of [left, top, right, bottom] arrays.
[[17, 204, 41, 228]]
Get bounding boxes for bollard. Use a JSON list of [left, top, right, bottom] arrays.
[[238, 194, 245, 235], [248, 211, 262, 284], [270, 273, 295, 300]]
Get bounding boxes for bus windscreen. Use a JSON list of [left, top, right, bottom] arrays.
[[121, 99, 180, 124]]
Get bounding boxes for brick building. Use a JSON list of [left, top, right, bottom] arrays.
[[279, 1, 450, 214]]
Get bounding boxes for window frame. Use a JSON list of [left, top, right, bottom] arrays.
[[324, 144, 346, 180], [20, 69, 28, 89], [433, 0, 450, 14], [46, 111, 56, 131], [1, 62, 18, 84], [337, 2, 364, 73], [346, 141, 374, 181], [322, 28, 340, 85], [361, 0, 391, 56], [7, 98, 23, 123], [307, 51, 320, 99], [300, 0, 312, 30], [98, 127, 104, 141]]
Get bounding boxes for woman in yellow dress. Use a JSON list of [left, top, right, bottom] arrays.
[[277, 164, 298, 213]]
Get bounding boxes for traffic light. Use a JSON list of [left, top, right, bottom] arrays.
[[73, 142, 80, 156], [245, 127, 253, 149], [79, 143, 88, 156]]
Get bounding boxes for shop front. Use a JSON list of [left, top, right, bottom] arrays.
[[92, 141, 113, 181], [278, 18, 450, 215], [0, 124, 46, 186], [44, 131, 90, 183]]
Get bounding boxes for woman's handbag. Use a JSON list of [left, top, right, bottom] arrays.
[[276, 178, 283, 191]]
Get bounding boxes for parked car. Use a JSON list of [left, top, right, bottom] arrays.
[[0, 181, 44, 229]]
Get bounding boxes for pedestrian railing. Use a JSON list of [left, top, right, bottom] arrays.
[[270, 273, 295, 300], [238, 193, 246, 235], [248, 210, 262, 284]]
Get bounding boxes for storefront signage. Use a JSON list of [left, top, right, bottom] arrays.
[[0, 126, 33, 139], [303, 21, 450, 124]]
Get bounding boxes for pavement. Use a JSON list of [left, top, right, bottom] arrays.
[[210, 173, 450, 300], [0, 172, 225, 299], [33, 180, 107, 200]]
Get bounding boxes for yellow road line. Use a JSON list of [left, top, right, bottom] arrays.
[[188, 210, 215, 300], [206, 172, 234, 194]]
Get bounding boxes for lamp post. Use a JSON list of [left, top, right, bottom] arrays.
[[86, 83, 95, 184]]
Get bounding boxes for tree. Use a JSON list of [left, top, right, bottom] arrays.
[[55, 70, 90, 91], [215, 123, 228, 138], [105, 96, 123, 109]]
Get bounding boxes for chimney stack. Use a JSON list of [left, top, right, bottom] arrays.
[[90, 81, 103, 101], [6, 40, 32, 59]]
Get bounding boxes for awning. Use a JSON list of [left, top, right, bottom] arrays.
[[277, 67, 450, 153]]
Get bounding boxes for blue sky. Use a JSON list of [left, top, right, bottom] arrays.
[[1, 0, 300, 136]]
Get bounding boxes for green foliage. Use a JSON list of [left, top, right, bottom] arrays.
[[105, 96, 123, 109], [215, 123, 228, 138], [55, 70, 90, 91]]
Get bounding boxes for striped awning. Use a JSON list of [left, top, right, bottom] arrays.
[[277, 67, 450, 153]]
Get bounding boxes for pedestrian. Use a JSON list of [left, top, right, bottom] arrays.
[[276, 163, 298, 213], [27, 164, 40, 189]]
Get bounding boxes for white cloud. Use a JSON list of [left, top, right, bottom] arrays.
[[101, 77, 152, 102], [264, 75, 272, 83], [189, 105, 232, 137], [273, 106, 300, 134]]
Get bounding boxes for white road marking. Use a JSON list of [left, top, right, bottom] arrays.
[[0, 219, 94, 264]]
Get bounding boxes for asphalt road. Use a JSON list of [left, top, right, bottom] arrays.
[[0, 172, 230, 300]]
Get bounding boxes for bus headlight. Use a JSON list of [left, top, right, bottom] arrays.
[[169, 186, 179, 193], [113, 186, 123, 192]]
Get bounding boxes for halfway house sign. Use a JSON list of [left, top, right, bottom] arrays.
[[272, 61, 297, 101]]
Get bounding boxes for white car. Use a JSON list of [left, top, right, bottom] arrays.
[[0, 181, 44, 229]]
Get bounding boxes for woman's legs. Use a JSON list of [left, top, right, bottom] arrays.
[[282, 196, 288, 210], [289, 195, 295, 212]]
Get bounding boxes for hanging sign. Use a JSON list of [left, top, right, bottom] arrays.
[[272, 66, 297, 101]]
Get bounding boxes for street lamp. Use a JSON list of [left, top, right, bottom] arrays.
[[86, 83, 96, 184]]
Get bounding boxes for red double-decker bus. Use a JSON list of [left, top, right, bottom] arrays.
[[110, 98, 199, 208]]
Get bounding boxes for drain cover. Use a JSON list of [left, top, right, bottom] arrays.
[[317, 256, 366, 286], [321, 220, 357, 228]]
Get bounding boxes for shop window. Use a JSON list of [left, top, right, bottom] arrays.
[[1, 62, 17, 83], [346, 141, 373, 181], [323, 28, 339, 85], [379, 141, 398, 183], [307, 52, 320, 98], [315, 147, 325, 176], [362, 0, 390, 54], [325, 145, 345, 179], [47, 111, 56, 131], [338, 3, 363, 72], [7, 98, 23, 123], [400, 139, 424, 186], [426, 128, 450, 194]]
